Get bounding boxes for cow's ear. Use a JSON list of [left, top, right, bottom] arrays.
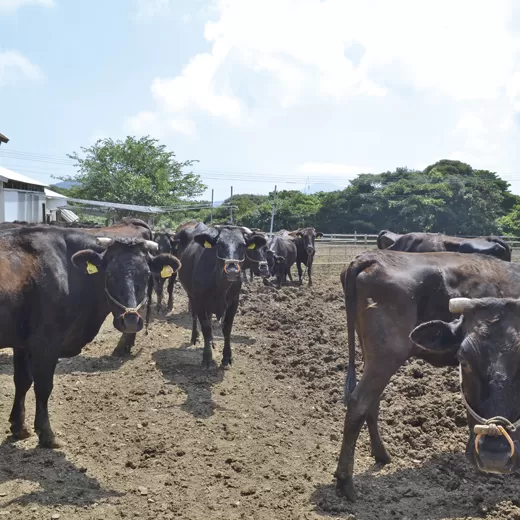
[[247, 233, 267, 250], [194, 233, 217, 249], [149, 254, 182, 279], [316, 232, 324, 239], [409, 318, 463, 353], [71, 250, 105, 275]]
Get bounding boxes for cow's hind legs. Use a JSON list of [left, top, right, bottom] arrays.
[[221, 297, 239, 368], [367, 398, 391, 464], [9, 349, 33, 439], [335, 360, 401, 501]]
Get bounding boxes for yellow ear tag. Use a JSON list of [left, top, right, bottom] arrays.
[[204, 241, 212, 248], [161, 265, 174, 278], [86, 261, 98, 275], [297, 234, 303, 239], [247, 243, 256, 250], [316, 236, 321, 240]]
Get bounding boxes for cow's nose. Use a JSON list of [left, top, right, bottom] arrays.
[[122, 312, 143, 333], [475, 436, 516, 474], [259, 262, 269, 277], [307, 246, 315, 255]]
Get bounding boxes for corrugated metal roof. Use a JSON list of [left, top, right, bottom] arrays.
[[0, 166, 48, 187], [66, 197, 164, 214], [44, 188, 68, 199], [60, 208, 79, 222]]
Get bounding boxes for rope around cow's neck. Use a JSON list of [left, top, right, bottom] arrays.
[[459, 365, 518, 458]]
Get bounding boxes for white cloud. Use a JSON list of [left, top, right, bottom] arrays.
[[125, 111, 196, 138], [0, 0, 54, 14], [144, 0, 517, 127], [297, 162, 368, 177], [0, 50, 43, 85]]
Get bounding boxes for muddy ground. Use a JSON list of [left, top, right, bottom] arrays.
[[1, 275, 520, 520]]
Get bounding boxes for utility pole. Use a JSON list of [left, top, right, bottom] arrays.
[[210, 189, 214, 223], [269, 185, 277, 237], [230, 186, 234, 224]]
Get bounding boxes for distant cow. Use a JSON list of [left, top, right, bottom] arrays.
[[377, 229, 511, 261], [0, 226, 181, 448], [80, 217, 153, 240], [335, 250, 520, 501], [266, 233, 297, 288], [288, 228, 324, 286], [150, 231, 179, 311], [242, 229, 270, 283], [178, 225, 267, 367], [411, 297, 520, 477]]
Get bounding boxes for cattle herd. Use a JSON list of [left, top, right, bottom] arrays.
[[0, 218, 519, 509]]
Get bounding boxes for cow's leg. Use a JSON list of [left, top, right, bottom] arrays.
[[9, 349, 33, 439], [166, 273, 176, 312], [250, 270, 254, 283], [335, 359, 403, 501], [221, 297, 239, 368], [190, 299, 199, 345], [287, 268, 293, 283], [198, 309, 214, 368], [32, 353, 60, 448], [366, 398, 391, 464], [307, 260, 313, 286], [296, 261, 303, 284], [112, 333, 136, 357], [155, 276, 165, 311], [242, 270, 249, 284], [145, 275, 154, 335]]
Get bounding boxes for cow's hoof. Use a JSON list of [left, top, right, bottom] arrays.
[[221, 358, 232, 369], [10, 424, 31, 440], [191, 333, 199, 346], [372, 450, 391, 465], [335, 476, 357, 501], [202, 358, 215, 369], [111, 345, 130, 357], [167, 303, 174, 312], [38, 434, 63, 449]]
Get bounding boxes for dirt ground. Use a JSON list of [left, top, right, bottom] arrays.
[[1, 274, 520, 520]]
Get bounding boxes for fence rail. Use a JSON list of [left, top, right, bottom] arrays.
[[312, 234, 520, 275]]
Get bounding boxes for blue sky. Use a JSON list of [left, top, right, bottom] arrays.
[[2, 0, 520, 201]]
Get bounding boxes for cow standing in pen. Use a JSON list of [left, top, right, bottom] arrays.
[[377, 229, 512, 261], [0, 226, 181, 448], [178, 225, 267, 367], [335, 250, 520, 501], [288, 228, 324, 286]]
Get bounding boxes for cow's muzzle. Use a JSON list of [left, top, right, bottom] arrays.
[[106, 287, 146, 333], [258, 261, 269, 278], [306, 246, 315, 256]]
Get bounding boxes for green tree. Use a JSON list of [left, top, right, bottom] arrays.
[[60, 136, 205, 212]]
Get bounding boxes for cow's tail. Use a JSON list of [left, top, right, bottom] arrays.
[[342, 257, 375, 405]]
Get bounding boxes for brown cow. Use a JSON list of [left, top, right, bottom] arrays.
[[335, 250, 520, 501]]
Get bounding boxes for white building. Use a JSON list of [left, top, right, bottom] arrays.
[[0, 166, 72, 223]]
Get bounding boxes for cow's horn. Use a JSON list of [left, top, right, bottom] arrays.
[[449, 298, 476, 314], [143, 240, 159, 251], [97, 237, 113, 246]]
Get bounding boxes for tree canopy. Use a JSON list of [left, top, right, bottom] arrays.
[[58, 136, 205, 213]]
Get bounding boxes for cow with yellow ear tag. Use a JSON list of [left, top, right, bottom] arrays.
[[289, 228, 324, 286], [178, 225, 268, 368]]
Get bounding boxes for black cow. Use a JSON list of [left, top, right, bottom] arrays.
[[288, 228, 324, 286], [178, 225, 267, 367], [266, 234, 297, 288], [377, 230, 511, 261], [335, 250, 520, 500], [0, 226, 181, 448], [151, 231, 180, 311], [411, 297, 520, 476]]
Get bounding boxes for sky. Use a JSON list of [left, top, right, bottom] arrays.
[[2, 0, 520, 202]]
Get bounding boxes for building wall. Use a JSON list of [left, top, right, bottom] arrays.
[[46, 197, 67, 221], [3, 189, 44, 223]]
